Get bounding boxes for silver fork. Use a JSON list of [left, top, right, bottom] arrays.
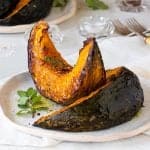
[[127, 18, 150, 44], [112, 19, 134, 36]]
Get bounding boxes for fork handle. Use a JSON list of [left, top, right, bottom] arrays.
[[136, 32, 150, 44], [144, 36, 150, 45], [140, 33, 150, 44]]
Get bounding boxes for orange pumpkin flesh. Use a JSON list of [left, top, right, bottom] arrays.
[[28, 21, 106, 105], [6, 0, 31, 18]]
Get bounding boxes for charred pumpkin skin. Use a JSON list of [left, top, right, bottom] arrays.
[[0, 0, 19, 18], [0, 0, 53, 26], [28, 21, 106, 105], [34, 67, 144, 132]]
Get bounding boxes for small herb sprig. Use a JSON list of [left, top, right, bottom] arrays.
[[53, 0, 108, 10], [53, 0, 68, 7], [85, 0, 109, 10], [16, 88, 52, 117]]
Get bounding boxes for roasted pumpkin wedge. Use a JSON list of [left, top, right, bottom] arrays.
[[0, 0, 19, 18], [28, 21, 106, 105], [34, 67, 144, 131], [5, 0, 31, 18], [0, 0, 53, 25]]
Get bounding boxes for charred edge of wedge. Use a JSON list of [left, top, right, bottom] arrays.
[[28, 21, 73, 104], [33, 67, 144, 132], [31, 37, 105, 105], [0, 0, 19, 18], [28, 21, 48, 76], [28, 21, 106, 105], [28, 20, 72, 74], [72, 38, 106, 101], [5, 0, 31, 19], [0, 0, 53, 26]]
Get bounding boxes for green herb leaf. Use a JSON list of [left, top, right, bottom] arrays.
[[32, 97, 52, 109], [16, 88, 53, 117], [17, 105, 29, 109], [18, 96, 29, 106], [31, 96, 41, 104], [85, 0, 108, 10], [16, 108, 32, 115], [27, 87, 37, 98], [53, 0, 68, 7], [17, 90, 27, 97]]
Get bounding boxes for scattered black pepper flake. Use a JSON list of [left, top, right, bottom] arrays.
[[37, 113, 41, 116]]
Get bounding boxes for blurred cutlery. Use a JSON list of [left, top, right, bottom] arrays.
[[113, 19, 135, 36], [127, 18, 150, 44]]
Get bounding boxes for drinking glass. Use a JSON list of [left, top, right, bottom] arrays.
[[118, 0, 146, 12], [79, 16, 115, 39]]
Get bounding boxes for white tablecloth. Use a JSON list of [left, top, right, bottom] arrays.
[[0, 0, 150, 149]]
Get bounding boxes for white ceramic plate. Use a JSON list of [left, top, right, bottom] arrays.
[[0, 71, 150, 142], [0, 0, 77, 34]]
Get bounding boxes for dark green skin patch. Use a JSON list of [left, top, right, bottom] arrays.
[[0, 0, 54, 26], [0, 0, 19, 18], [33, 67, 144, 132]]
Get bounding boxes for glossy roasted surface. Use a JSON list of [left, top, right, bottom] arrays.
[[0, 0, 19, 18], [28, 21, 106, 105], [34, 67, 144, 131], [0, 0, 53, 25]]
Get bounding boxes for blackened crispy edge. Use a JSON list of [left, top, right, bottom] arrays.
[[0, 0, 53, 25], [33, 67, 144, 132]]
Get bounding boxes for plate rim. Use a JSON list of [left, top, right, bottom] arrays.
[[0, 0, 77, 34], [0, 71, 150, 142]]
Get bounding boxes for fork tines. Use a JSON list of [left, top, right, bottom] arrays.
[[113, 19, 132, 36], [126, 18, 146, 34]]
